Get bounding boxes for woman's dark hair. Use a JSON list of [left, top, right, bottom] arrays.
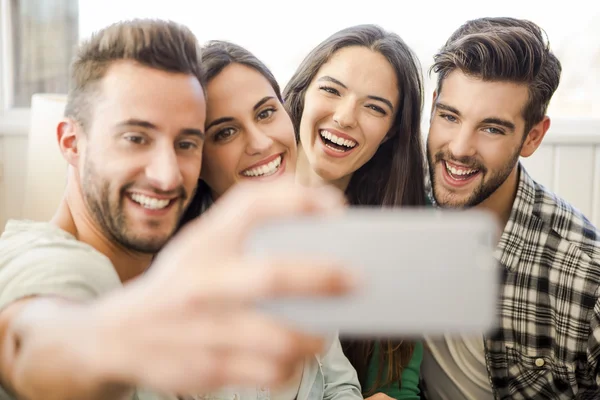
[[179, 40, 284, 227], [283, 24, 427, 395]]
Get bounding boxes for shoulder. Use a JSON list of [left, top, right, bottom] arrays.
[[0, 220, 122, 311], [530, 178, 600, 263]]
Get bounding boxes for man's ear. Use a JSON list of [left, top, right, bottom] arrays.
[[57, 118, 83, 168], [520, 116, 551, 158]]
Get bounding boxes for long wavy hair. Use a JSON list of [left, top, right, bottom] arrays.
[[283, 24, 427, 395]]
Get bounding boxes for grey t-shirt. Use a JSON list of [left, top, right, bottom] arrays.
[[421, 335, 493, 400], [0, 220, 176, 400]]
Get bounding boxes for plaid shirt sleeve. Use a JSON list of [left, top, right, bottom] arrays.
[[588, 291, 600, 386]]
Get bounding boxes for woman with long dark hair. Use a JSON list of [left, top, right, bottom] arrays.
[[283, 24, 427, 399]]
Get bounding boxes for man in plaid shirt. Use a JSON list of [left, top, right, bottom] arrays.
[[420, 17, 600, 399]]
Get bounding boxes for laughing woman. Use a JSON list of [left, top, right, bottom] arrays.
[[283, 25, 426, 400], [178, 42, 296, 220], [179, 40, 362, 400]]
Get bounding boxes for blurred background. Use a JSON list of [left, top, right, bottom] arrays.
[[0, 0, 598, 228]]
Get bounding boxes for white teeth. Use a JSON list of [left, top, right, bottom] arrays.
[[445, 162, 478, 176], [130, 193, 171, 210], [242, 155, 282, 177], [319, 130, 357, 148]]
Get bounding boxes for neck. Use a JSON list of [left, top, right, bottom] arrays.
[[51, 178, 152, 283], [475, 164, 520, 233], [295, 145, 352, 192]]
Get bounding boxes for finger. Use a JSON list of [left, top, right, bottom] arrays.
[[192, 257, 358, 303], [139, 315, 318, 394], [188, 178, 347, 244]]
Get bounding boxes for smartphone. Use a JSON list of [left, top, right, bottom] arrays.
[[245, 208, 500, 337]]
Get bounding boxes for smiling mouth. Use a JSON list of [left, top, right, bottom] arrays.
[[129, 193, 176, 210], [240, 154, 283, 177], [319, 130, 357, 153], [443, 161, 480, 180]]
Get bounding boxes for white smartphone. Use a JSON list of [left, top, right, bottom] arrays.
[[245, 208, 500, 337]]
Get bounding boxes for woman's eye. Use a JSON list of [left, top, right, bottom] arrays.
[[257, 108, 275, 120], [214, 127, 236, 141], [319, 85, 340, 96]]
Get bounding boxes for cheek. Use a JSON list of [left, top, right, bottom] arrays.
[[477, 135, 521, 164], [180, 156, 202, 186], [426, 125, 448, 151], [302, 94, 331, 126], [106, 154, 146, 182], [479, 148, 511, 171], [201, 144, 242, 180], [362, 117, 391, 148], [271, 118, 297, 150], [298, 116, 313, 145]]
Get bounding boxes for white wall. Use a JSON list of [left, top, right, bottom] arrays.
[[520, 122, 600, 226]]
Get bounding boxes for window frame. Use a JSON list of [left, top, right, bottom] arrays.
[[1, 0, 14, 112], [0, 0, 30, 136]]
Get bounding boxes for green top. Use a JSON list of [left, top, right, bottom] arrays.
[[364, 341, 423, 399]]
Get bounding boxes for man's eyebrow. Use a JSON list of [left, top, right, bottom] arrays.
[[116, 119, 205, 139], [115, 119, 158, 130], [435, 102, 461, 116]]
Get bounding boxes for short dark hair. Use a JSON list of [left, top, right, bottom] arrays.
[[201, 40, 282, 101], [65, 19, 205, 129], [430, 17, 562, 134]]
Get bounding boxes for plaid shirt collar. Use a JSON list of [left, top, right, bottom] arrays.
[[426, 161, 535, 273], [493, 163, 535, 272]]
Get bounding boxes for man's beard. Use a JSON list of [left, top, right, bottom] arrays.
[[81, 158, 187, 254], [427, 145, 521, 209]]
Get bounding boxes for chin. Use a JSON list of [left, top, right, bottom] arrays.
[[313, 165, 347, 183], [433, 192, 470, 209], [125, 238, 169, 254]]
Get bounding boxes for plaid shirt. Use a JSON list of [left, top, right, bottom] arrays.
[[481, 164, 600, 399]]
